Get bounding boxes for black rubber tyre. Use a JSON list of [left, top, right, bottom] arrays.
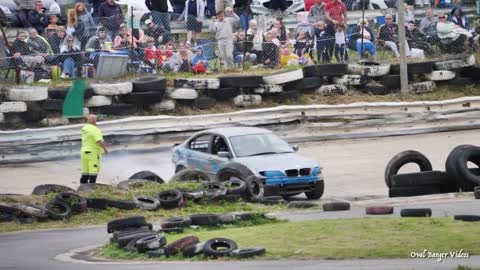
[[117, 232, 157, 248], [112, 226, 153, 241], [407, 62, 434, 74], [283, 77, 323, 91], [45, 200, 72, 220], [170, 168, 210, 183], [158, 227, 184, 234], [305, 180, 325, 200], [107, 216, 148, 234], [400, 208, 432, 217], [455, 145, 480, 186], [366, 84, 390, 95], [16, 216, 37, 224], [203, 238, 238, 258], [132, 76, 167, 93], [48, 87, 69, 99], [133, 195, 160, 211], [136, 234, 168, 252], [303, 64, 348, 77], [190, 214, 221, 226], [42, 99, 63, 111], [98, 104, 137, 116], [123, 238, 139, 252], [129, 171, 164, 184], [161, 216, 192, 228], [193, 97, 216, 110], [475, 186, 480, 199], [271, 91, 300, 103], [245, 175, 265, 202], [453, 215, 480, 222], [21, 102, 46, 122], [390, 171, 447, 187], [234, 212, 265, 220], [230, 247, 266, 258], [224, 178, 247, 195], [77, 183, 115, 193], [365, 206, 394, 215], [207, 88, 240, 100], [157, 190, 183, 209], [182, 242, 205, 258], [445, 145, 480, 191], [218, 214, 236, 224], [13, 204, 49, 220], [209, 194, 241, 203], [147, 249, 165, 258], [384, 150, 432, 188], [388, 185, 441, 197], [200, 182, 227, 198], [117, 179, 157, 191], [55, 192, 87, 213], [0, 205, 22, 216], [164, 235, 200, 256], [259, 196, 286, 205], [219, 76, 264, 88], [459, 65, 480, 82], [287, 201, 319, 209], [322, 202, 351, 211], [123, 91, 165, 106], [86, 198, 136, 210], [0, 213, 15, 222], [32, 184, 75, 195], [216, 163, 254, 182], [380, 75, 401, 89], [448, 77, 475, 86]]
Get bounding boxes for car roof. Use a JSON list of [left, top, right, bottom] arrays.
[[198, 127, 273, 137]]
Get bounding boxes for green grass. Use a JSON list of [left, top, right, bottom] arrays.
[[96, 217, 480, 261], [0, 182, 292, 233]]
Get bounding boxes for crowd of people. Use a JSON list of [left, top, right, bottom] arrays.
[[1, 0, 478, 79]]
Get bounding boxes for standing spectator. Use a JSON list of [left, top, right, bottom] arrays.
[[209, 10, 234, 69], [11, 31, 45, 69], [27, 28, 52, 55], [314, 20, 333, 63], [99, 0, 123, 39], [143, 19, 165, 45], [75, 2, 96, 47], [419, 8, 439, 44], [215, 0, 232, 14], [308, 0, 327, 24], [89, 0, 106, 19], [60, 35, 82, 79], [225, 7, 241, 33], [261, 32, 279, 68], [14, 0, 35, 28], [233, 0, 253, 31], [205, 0, 216, 18], [146, 0, 171, 42], [449, 6, 469, 30], [85, 27, 112, 51], [378, 14, 409, 57], [170, 0, 186, 16], [325, 0, 347, 26], [415, 0, 430, 7], [48, 26, 67, 54], [45, 15, 59, 38], [234, 31, 257, 65], [183, 0, 205, 46], [29, 1, 48, 35], [351, 19, 376, 60], [270, 0, 288, 15], [334, 23, 347, 63], [66, 9, 85, 42]]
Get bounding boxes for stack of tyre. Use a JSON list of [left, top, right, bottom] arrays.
[[385, 146, 480, 198], [301, 63, 352, 96], [108, 215, 266, 258], [170, 78, 219, 110]]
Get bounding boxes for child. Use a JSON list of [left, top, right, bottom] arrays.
[[209, 10, 234, 69], [158, 45, 173, 63], [294, 30, 309, 57], [191, 46, 208, 73], [334, 23, 347, 63], [314, 21, 332, 63], [144, 36, 162, 67]]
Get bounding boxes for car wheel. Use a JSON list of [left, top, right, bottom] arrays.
[[175, 165, 186, 173], [215, 162, 254, 182], [305, 180, 324, 200]]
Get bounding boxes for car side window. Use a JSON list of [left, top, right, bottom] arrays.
[[188, 135, 211, 153], [211, 136, 229, 155]]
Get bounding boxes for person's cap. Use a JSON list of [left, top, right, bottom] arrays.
[[145, 19, 153, 25]]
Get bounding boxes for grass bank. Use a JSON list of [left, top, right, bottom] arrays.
[[97, 217, 480, 261]]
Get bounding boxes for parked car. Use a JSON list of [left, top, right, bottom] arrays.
[[172, 127, 324, 199]]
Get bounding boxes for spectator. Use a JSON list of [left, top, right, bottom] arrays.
[[66, 9, 85, 42], [158, 44, 174, 62], [170, 0, 186, 15], [437, 13, 472, 52], [419, 8, 439, 44], [29, 1, 48, 35], [234, 31, 257, 65], [269, 18, 288, 44], [325, 0, 347, 26], [75, 2, 96, 46], [261, 32, 279, 68], [99, 0, 124, 39], [215, 0, 232, 14], [406, 21, 431, 53], [225, 7, 241, 33], [146, 0, 171, 42], [164, 47, 192, 72], [48, 26, 67, 54], [60, 35, 82, 78], [247, 19, 263, 55], [45, 15, 59, 39], [205, 0, 216, 18], [143, 19, 165, 45], [294, 30, 310, 57], [415, 0, 430, 7], [397, 4, 415, 23], [14, 0, 35, 28], [233, 0, 253, 31], [314, 20, 333, 63], [378, 14, 409, 57], [113, 25, 137, 51], [308, 0, 327, 24], [270, 0, 288, 15], [144, 36, 162, 67], [334, 23, 347, 63], [85, 27, 112, 51], [183, 0, 205, 46], [11, 31, 45, 69], [191, 46, 208, 72], [449, 6, 469, 30], [210, 11, 234, 69], [296, 12, 315, 39], [351, 19, 376, 60], [89, 0, 106, 18], [27, 28, 52, 55]]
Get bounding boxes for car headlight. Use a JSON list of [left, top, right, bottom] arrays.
[[259, 171, 285, 178], [312, 166, 321, 176]]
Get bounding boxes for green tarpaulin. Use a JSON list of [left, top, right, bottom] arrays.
[[62, 79, 87, 118]]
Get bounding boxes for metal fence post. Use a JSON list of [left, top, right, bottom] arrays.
[[397, 0, 409, 95], [130, 6, 134, 72]]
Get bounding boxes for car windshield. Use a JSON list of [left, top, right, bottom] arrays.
[[229, 133, 294, 157]]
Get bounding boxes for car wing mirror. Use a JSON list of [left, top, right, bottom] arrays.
[[292, 145, 299, 152], [217, 151, 230, 158]]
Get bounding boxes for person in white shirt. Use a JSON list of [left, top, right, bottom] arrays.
[[334, 23, 347, 63]]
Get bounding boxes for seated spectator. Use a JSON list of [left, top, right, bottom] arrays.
[[233, 31, 257, 65], [163, 47, 192, 72], [143, 36, 162, 67], [191, 46, 208, 73], [314, 21, 333, 63], [280, 47, 300, 66], [113, 25, 137, 51], [85, 27, 112, 52], [378, 14, 410, 57], [449, 6, 469, 30], [294, 30, 310, 57], [11, 31, 45, 69], [268, 18, 288, 45], [158, 45, 174, 62], [224, 7, 241, 33], [308, 0, 327, 24], [247, 20, 264, 54], [27, 28, 52, 55], [406, 21, 431, 53], [433, 0, 452, 8], [75, 2, 96, 47], [261, 32, 279, 68], [29, 0, 48, 35], [48, 26, 67, 54], [14, 0, 35, 28], [99, 0, 124, 39], [45, 15, 59, 39], [437, 13, 472, 53], [60, 35, 82, 79], [143, 19, 165, 46], [351, 19, 376, 60], [419, 8, 439, 44]]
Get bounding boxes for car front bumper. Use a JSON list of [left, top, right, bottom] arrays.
[[261, 175, 323, 196]]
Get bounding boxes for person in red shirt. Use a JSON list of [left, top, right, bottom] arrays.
[[144, 36, 162, 67], [325, 0, 347, 26]]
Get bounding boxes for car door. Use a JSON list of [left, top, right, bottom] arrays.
[[209, 135, 232, 174], [185, 133, 214, 174]]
